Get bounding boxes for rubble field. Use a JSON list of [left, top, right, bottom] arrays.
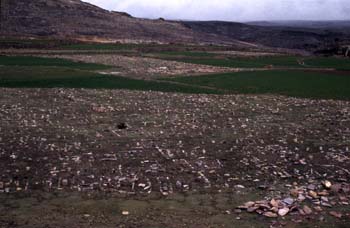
[[0, 88, 349, 227]]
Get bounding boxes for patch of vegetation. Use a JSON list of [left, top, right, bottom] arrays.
[[0, 66, 221, 94], [1, 55, 349, 99], [0, 56, 111, 70], [156, 53, 350, 71], [0, 38, 77, 49], [162, 70, 350, 100], [304, 57, 350, 70]]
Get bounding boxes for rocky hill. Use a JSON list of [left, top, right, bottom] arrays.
[[1, 0, 349, 52], [182, 21, 350, 50], [0, 0, 239, 45]]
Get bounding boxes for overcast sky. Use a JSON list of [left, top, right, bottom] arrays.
[[83, 0, 350, 21]]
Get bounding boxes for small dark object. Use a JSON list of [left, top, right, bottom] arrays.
[[117, 123, 127, 130]]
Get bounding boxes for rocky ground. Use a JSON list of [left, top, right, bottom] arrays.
[[41, 54, 238, 79], [0, 88, 349, 227]]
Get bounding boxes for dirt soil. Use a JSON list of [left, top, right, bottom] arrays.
[[0, 88, 349, 227]]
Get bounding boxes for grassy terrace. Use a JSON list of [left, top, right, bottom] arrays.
[[154, 51, 350, 70], [0, 56, 111, 70], [161, 70, 350, 100], [0, 56, 219, 94], [1, 55, 350, 100]]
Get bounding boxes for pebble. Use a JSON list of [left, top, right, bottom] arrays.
[[303, 205, 313, 215], [283, 198, 294, 205], [263, 212, 278, 218], [329, 211, 342, 218], [322, 180, 332, 189], [309, 191, 318, 199], [278, 208, 289, 217], [122, 211, 129, 216]]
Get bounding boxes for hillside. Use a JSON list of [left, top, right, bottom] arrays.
[[1, 0, 349, 52], [182, 21, 350, 50], [0, 0, 240, 46]]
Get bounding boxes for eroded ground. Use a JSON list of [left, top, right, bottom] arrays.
[[0, 88, 349, 227]]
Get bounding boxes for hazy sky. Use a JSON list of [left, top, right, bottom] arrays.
[[83, 0, 350, 21]]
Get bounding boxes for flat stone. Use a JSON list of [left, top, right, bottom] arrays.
[[303, 205, 313, 215], [62, 179, 68, 186], [263, 212, 278, 218], [309, 190, 318, 199], [247, 207, 259, 213], [329, 211, 342, 218], [244, 201, 256, 208], [235, 185, 245, 189], [122, 211, 129, 216], [278, 208, 289, 217], [283, 198, 294, 205], [322, 180, 332, 189], [307, 184, 316, 190], [290, 189, 299, 197], [270, 199, 279, 208], [321, 196, 329, 202], [314, 206, 323, 212], [298, 194, 306, 202]]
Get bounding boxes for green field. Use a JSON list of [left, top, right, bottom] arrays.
[[1, 55, 350, 99], [304, 57, 350, 70], [0, 56, 111, 70], [0, 56, 219, 94], [154, 52, 350, 70], [162, 70, 350, 100]]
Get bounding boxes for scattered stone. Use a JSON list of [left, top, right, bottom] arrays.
[[323, 180, 332, 189], [290, 189, 299, 197], [122, 211, 129, 216], [247, 207, 258, 213], [329, 211, 343, 219], [263, 212, 278, 218], [62, 179, 68, 186], [314, 206, 323, 212], [235, 185, 245, 189], [270, 199, 279, 208], [309, 191, 318, 199], [307, 184, 316, 191], [303, 205, 313, 215], [283, 198, 294, 205], [278, 208, 289, 217]]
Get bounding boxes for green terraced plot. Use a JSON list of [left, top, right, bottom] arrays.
[[0, 66, 219, 94], [162, 70, 350, 100], [0, 56, 111, 70], [156, 53, 350, 70], [304, 57, 350, 70]]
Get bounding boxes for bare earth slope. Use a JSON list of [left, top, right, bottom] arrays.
[[0, 0, 244, 46]]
